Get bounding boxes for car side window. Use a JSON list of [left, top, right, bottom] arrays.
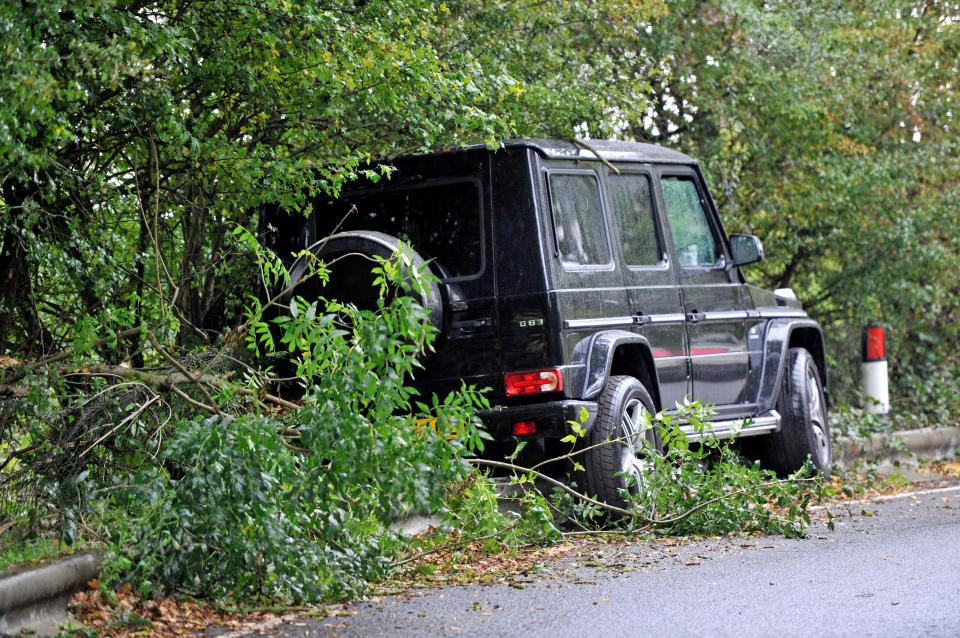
[[608, 173, 661, 266], [661, 176, 720, 268], [548, 172, 610, 267]]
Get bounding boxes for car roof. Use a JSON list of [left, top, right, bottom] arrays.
[[393, 139, 697, 165], [494, 139, 696, 165]]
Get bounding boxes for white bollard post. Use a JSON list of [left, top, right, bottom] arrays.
[[861, 324, 890, 415]]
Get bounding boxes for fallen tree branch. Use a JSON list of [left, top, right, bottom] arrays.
[[55, 362, 298, 412], [528, 429, 641, 473], [235, 388, 300, 411], [61, 364, 222, 389], [469, 458, 639, 519], [147, 332, 224, 417], [0, 383, 29, 398], [572, 138, 620, 175], [3, 327, 143, 384], [392, 520, 521, 568], [469, 458, 821, 528], [170, 385, 220, 415]]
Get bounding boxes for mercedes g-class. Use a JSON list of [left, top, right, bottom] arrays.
[[262, 139, 831, 506]]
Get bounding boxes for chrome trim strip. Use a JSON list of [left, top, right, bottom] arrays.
[[564, 312, 688, 329], [646, 313, 686, 325], [565, 309, 805, 331], [757, 309, 807, 318], [701, 311, 750, 321], [564, 316, 634, 329], [680, 410, 781, 442]]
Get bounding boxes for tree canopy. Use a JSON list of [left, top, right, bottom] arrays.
[[2, 0, 960, 606], [2, 0, 958, 403]]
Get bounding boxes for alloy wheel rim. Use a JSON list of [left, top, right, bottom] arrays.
[[806, 366, 829, 463], [619, 396, 653, 490]]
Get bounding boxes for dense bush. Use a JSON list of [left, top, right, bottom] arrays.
[[97, 260, 489, 601]]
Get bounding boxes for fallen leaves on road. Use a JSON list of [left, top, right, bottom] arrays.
[[63, 464, 960, 635], [379, 536, 580, 594], [823, 463, 959, 507], [68, 582, 291, 637], [922, 460, 960, 480]]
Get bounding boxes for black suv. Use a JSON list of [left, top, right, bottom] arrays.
[[263, 139, 831, 504]]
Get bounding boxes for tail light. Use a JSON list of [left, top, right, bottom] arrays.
[[512, 421, 537, 436], [504, 368, 563, 397]]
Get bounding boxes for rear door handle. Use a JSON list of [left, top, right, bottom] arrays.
[[687, 311, 705, 323], [632, 313, 652, 326], [453, 317, 493, 335]]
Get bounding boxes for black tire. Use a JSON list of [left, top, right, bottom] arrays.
[[751, 348, 831, 477], [284, 230, 443, 329], [580, 375, 662, 508]]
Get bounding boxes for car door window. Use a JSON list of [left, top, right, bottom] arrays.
[[608, 173, 661, 266], [548, 172, 610, 267], [661, 176, 720, 268]]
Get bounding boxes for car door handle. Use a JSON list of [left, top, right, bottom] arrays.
[[453, 317, 493, 335], [687, 311, 705, 323], [632, 313, 652, 326]]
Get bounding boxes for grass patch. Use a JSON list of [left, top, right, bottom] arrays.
[[0, 536, 75, 572]]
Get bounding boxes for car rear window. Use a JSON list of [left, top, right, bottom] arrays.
[[313, 179, 483, 279], [548, 172, 610, 267]]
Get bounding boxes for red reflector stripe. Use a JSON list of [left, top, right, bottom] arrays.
[[504, 368, 563, 397], [512, 421, 537, 436], [864, 326, 886, 361]]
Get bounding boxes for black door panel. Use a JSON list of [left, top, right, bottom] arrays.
[[607, 168, 689, 407], [656, 169, 755, 410]]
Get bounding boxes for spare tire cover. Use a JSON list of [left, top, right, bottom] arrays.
[[284, 230, 443, 329]]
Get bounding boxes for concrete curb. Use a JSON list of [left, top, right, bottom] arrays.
[[0, 552, 100, 637], [834, 426, 960, 469]]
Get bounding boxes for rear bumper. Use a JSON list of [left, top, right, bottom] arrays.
[[479, 400, 598, 441]]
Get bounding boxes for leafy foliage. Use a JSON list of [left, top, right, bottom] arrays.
[[0, 0, 664, 354], [489, 402, 824, 541], [623, 1, 960, 408], [102, 257, 489, 602], [1, 0, 958, 607], [634, 403, 822, 538]]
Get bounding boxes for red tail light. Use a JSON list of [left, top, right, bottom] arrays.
[[512, 421, 537, 436], [504, 368, 564, 397]]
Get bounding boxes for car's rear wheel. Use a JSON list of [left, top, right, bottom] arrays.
[[580, 375, 662, 508], [751, 347, 831, 477]]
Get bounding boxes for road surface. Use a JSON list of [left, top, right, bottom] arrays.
[[249, 485, 960, 638]]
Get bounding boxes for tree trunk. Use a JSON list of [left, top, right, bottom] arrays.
[[0, 180, 54, 356]]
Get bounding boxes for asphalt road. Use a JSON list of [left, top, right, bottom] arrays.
[[253, 485, 960, 638]]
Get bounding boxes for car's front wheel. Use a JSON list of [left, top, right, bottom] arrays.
[[580, 375, 661, 508]]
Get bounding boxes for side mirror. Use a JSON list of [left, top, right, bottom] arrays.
[[730, 234, 764, 267]]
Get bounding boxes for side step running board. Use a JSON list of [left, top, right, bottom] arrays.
[[679, 410, 781, 443]]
